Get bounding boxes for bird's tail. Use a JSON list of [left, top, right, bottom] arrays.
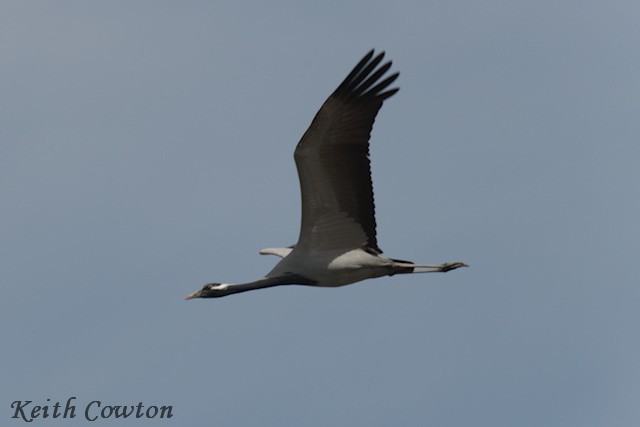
[[389, 259, 468, 275], [389, 258, 418, 275]]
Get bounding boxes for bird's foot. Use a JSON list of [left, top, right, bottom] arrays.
[[437, 262, 469, 272]]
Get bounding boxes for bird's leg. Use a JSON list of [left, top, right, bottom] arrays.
[[410, 262, 468, 273]]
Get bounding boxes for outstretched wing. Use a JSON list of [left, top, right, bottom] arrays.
[[293, 50, 399, 254]]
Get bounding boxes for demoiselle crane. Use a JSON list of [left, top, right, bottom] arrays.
[[186, 50, 467, 300]]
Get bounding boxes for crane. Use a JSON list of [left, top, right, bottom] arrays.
[[186, 50, 467, 300]]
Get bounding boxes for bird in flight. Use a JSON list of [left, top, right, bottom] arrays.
[[186, 50, 467, 300]]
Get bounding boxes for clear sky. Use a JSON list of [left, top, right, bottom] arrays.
[[2, 1, 639, 426]]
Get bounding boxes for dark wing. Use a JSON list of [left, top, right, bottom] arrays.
[[293, 50, 399, 254]]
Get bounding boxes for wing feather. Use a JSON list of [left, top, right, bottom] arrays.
[[293, 50, 399, 254]]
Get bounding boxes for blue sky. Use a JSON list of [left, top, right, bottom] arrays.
[[2, 1, 639, 426]]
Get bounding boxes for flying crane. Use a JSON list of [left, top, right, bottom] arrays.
[[186, 50, 467, 300]]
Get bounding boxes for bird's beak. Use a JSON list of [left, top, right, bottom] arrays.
[[184, 290, 201, 300]]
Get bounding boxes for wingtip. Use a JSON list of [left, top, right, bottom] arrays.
[[373, 50, 385, 61]]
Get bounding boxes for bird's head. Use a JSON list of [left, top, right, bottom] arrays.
[[185, 283, 230, 300]]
